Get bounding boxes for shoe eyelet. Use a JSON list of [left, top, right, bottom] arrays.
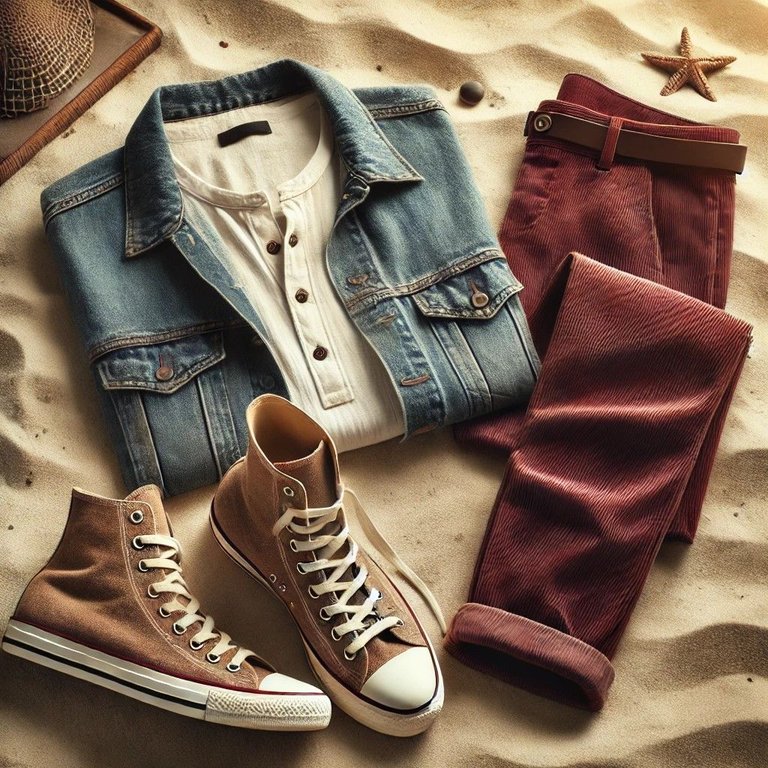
[[396, 619, 405, 627], [189, 638, 204, 650], [319, 607, 331, 621], [147, 584, 159, 598], [344, 649, 357, 661], [172, 622, 187, 635], [269, 574, 277, 583], [226, 662, 241, 673], [296, 562, 307, 575], [131, 536, 145, 550], [289, 539, 299, 552], [129, 510, 144, 524], [283, 486, 295, 497], [206, 652, 221, 664], [159, 606, 171, 618], [331, 627, 342, 641], [137, 559, 148, 572], [308, 585, 320, 599]]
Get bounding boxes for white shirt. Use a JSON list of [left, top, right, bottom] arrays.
[[165, 93, 405, 451]]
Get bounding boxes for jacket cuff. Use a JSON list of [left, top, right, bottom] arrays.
[[445, 603, 615, 711]]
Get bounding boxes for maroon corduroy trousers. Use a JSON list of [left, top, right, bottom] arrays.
[[447, 76, 752, 710]]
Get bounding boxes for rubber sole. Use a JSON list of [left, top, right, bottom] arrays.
[[210, 509, 444, 737], [1, 619, 331, 731]]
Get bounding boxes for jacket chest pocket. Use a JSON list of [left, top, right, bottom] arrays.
[[412, 258, 523, 320], [94, 331, 243, 495], [410, 258, 539, 419]]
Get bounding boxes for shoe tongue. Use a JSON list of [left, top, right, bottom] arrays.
[[124, 484, 171, 537], [274, 441, 336, 507]]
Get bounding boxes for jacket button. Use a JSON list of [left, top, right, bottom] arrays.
[[312, 346, 328, 361], [295, 288, 309, 303], [155, 365, 174, 381], [471, 291, 490, 308], [288, 233, 299, 247], [266, 240, 281, 254]]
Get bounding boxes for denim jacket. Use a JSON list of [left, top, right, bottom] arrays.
[[42, 59, 539, 496]]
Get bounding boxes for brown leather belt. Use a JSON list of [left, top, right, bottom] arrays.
[[524, 111, 747, 174]]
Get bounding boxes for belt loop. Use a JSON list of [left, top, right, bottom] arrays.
[[597, 116, 625, 171]]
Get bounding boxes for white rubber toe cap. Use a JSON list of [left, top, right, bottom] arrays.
[[260, 672, 324, 695], [359, 647, 437, 710]]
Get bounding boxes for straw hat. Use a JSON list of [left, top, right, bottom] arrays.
[[0, 0, 95, 118]]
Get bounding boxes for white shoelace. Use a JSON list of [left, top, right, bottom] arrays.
[[272, 487, 446, 659], [135, 534, 253, 670]]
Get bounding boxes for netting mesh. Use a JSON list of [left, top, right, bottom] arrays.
[[0, 0, 94, 117]]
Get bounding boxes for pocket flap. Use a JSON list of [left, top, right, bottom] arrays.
[[412, 258, 523, 320], [96, 332, 225, 394]]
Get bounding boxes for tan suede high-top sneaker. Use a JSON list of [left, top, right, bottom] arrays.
[[210, 395, 444, 736], [2, 486, 331, 731]]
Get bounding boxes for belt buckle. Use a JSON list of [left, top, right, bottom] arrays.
[[532, 113, 552, 132], [524, 111, 553, 137]]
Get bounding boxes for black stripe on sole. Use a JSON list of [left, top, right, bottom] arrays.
[[2, 635, 206, 711]]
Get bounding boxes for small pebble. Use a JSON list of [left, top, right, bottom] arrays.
[[376, 64, 382, 72], [459, 80, 485, 106], [219, 41, 229, 48], [7, 525, 13, 530]]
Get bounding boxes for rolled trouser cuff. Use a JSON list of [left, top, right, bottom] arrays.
[[445, 603, 615, 711]]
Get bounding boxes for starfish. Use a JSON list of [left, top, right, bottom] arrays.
[[641, 27, 736, 101]]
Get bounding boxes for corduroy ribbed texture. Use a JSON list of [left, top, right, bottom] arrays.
[[446, 254, 751, 710], [455, 74, 742, 543]]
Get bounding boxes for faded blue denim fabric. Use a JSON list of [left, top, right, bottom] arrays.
[[41, 59, 539, 496]]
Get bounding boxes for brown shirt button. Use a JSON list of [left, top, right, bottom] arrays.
[[312, 346, 328, 361], [288, 233, 299, 247], [155, 365, 174, 381], [266, 240, 281, 254], [295, 288, 309, 303]]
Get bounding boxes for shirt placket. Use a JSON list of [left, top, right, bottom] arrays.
[[282, 201, 354, 408]]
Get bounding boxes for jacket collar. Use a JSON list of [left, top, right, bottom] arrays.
[[123, 59, 422, 257]]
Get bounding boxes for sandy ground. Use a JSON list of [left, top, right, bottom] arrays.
[[1, 1, 766, 766]]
